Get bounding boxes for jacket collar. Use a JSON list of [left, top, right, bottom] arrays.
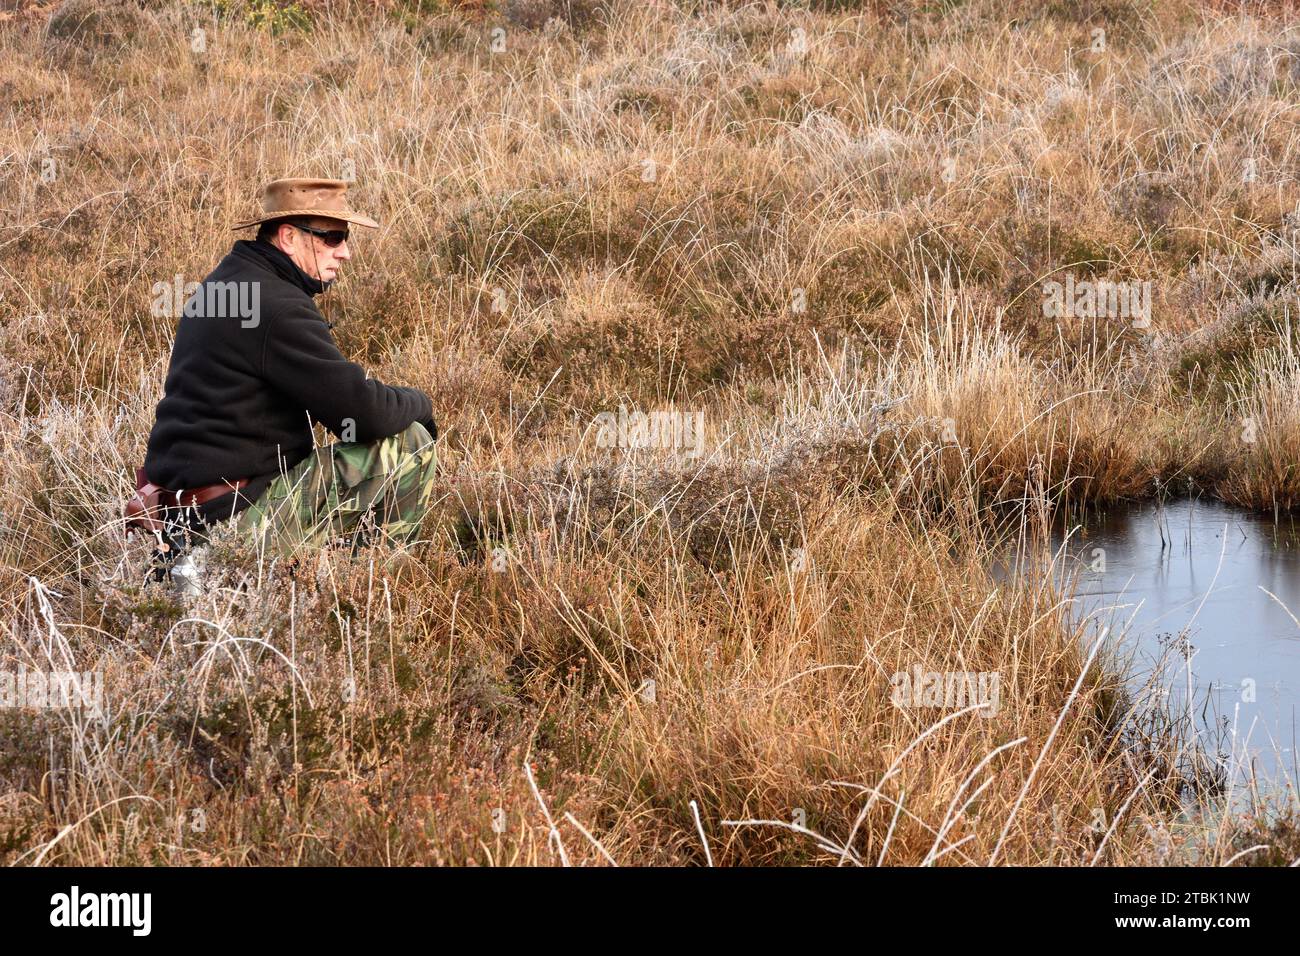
[[231, 238, 330, 297]]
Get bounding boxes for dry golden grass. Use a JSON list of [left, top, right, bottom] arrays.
[[2, 0, 1299, 865]]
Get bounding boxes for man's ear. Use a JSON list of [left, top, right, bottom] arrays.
[[272, 222, 295, 251]]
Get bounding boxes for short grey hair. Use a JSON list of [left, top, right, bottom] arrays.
[[256, 217, 305, 243]]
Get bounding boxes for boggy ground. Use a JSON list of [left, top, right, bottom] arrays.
[[2, 0, 1299, 864]]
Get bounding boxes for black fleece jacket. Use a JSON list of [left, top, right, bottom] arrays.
[[143, 238, 433, 523]]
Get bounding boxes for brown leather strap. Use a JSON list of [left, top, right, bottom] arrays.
[[172, 479, 248, 509], [125, 468, 248, 536]]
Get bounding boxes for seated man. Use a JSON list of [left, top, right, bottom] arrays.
[[130, 177, 437, 564]]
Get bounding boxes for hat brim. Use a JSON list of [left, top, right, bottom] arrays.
[[231, 208, 380, 231]]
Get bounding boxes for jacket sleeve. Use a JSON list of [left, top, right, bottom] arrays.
[[261, 300, 432, 443]]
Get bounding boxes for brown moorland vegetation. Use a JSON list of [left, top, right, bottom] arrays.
[[2, 0, 1299, 865]]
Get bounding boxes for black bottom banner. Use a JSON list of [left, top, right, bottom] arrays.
[[0, 865, 1281, 941]]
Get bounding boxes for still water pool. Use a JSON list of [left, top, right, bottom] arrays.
[[998, 497, 1300, 793]]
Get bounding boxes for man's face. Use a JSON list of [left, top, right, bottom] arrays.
[[271, 215, 352, 283]]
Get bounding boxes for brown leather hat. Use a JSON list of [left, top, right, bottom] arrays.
[[231, 177, 379, 230]]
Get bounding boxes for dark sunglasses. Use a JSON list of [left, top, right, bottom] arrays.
[[292, 222, 350, 247]]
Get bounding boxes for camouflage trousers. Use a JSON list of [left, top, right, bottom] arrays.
[[236, 421, 437, 555]]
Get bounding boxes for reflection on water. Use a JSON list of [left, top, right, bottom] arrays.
[[997, 497, 1300, 792]]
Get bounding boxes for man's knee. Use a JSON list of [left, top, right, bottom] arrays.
[[394, 421, 438, 459], [388, 421, 438, 483]]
